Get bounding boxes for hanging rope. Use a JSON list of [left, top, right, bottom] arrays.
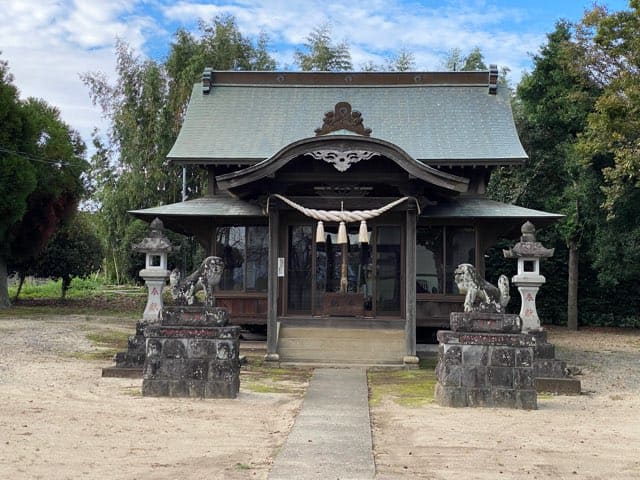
[[267, 193, 420, 221]]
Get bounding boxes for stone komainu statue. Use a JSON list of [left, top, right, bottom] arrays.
[[453, 263, 510, 314], [169, 256, 224, 306]]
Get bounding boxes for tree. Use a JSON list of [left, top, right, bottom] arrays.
[[0, 57, 88, 307], [575, 2, 640, 286], [442, 47, 487, 71], [294, 25, 352, 71], [83, 16, 276, 283], [361, 49, 416, 72], [489, 22, 602, 329], [14, 213, 104, 299]]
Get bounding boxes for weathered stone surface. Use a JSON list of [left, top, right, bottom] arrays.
[[435, 318, 538, 409], [535, 377, 582, 395], [516, 390, 538, 409], [535, 359, 568, 378], [437, 330, 536, 348], [450, 312, 522, 333], [160, 306, 230, 327], [102, 319, 149, 377], [142, 309, 240, 399], [490, 347, 515, 367]]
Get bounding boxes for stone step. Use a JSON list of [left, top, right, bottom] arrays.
[[534, 342, 556, 359], [534, 358, 568, 378], [277, 325, 405, 364], [536, 377, 581, 395]]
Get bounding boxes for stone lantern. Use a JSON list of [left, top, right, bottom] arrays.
[[503, 221, 554, 332], [132, 218, 176, 321]]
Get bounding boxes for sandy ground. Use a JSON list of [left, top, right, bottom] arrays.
[[1, 316, 639, 479], [371, 326, 640, 479], [0, 316, 303, 480]]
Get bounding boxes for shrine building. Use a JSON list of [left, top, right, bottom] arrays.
[[131, 67, 560, 365]]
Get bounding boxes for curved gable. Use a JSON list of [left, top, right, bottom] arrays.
[[216, 136, 469, 193]]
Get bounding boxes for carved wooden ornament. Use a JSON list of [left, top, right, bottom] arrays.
[[315, 102, 372, 137], [306, 149, 378, 172]]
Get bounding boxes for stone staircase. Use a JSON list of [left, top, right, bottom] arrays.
[[276, 318, 405, 365], [531, 329, 581, 395]]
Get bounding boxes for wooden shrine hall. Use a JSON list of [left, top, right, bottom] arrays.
[[131, 68, 561, 365]]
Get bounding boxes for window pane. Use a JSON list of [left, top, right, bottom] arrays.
[[246, 226, 268, 292], [216, 226, 245, 291], [288, 225, 313, 312], [416, 227, 444, 294], [445, 226, 476, 294], [376, 226, 401, 314]]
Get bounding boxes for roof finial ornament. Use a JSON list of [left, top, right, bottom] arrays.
[[488, 64, 498, 95], [315, 102, 372, 137]]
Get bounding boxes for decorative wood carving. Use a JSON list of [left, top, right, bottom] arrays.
[[306, 149, 378, 172], [315, 102, 372, 137]]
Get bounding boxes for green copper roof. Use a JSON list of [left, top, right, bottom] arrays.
[[423, 198, 563, 220], [168, 71, 527, 166], [129, 195, 264, 218]]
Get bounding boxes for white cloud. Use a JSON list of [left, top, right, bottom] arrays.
[[0, 0, 161, 152], [0, 0, 590, 156]]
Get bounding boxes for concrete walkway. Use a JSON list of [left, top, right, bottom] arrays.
[[268, 368, 375, 480]]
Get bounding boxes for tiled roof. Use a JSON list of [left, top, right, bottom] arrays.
[[168, 71, 527, 166], [129, 195, 264, 218], [423, 198, 563, 220]]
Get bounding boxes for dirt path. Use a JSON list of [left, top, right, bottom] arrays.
[[371, 326, 640, 479]]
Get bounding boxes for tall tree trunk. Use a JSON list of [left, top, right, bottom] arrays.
[[13, 272, 26, 302], [567, 241, 579, 330], [0, 256, 10, 308]]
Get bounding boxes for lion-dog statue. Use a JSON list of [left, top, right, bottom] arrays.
[[169, 256, 224, 306], [454, 263, 510, 313]]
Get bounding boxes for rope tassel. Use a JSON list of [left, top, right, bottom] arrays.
[[316, 221, 325, 243], [359, 220, 369, 244], [337, 221, 348, 245]]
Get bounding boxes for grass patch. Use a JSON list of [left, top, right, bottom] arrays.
[[368, 357, 438, 407], [0, 296, 144, 319], [234, 463, 251, 471], [4, 277, 145, 318], [66, 328, 131, 361], [122, 386, 142, 397], [241, 358, 312, 395]]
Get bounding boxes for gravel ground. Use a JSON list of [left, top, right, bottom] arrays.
[[1, 315, 638, 479]]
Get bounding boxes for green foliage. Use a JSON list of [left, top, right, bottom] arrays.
[[442, 46, 487, 71], [83, 17, 276, 283], [361, 48, 416, 72], [0, 56, 88, 307], [294, 24, 353, 71], [575, 2, 640, 285], [31, 213, 104, 298]]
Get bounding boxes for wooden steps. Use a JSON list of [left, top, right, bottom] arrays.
[[277, 319, 405, 365]]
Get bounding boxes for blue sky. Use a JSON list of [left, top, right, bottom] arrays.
[[0, 0, 631, 150]]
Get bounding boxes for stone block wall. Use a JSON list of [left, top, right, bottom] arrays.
[[142, 324, 240, 398], [435, 330, 537, 409]]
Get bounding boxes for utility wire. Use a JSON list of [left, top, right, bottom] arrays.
[[0, 145, 81, 167]]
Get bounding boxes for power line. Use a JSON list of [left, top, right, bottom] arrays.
[[0, 145, 80, 167]]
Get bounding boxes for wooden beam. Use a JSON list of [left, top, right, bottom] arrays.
[[404, 206, 419, 365], [265, 205, 280, 360]]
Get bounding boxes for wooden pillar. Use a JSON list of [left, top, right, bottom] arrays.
[[404, 204, 419, 367], [265, 203, 280, 361]]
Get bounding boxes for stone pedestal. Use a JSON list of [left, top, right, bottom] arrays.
[[140, 269, 169, 321], [102, 319, 149, 378], [512, 276, 544, 332], [530, 329, 581, 395], [142, 306, 240, 398], [435, 313, 537, 409]]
